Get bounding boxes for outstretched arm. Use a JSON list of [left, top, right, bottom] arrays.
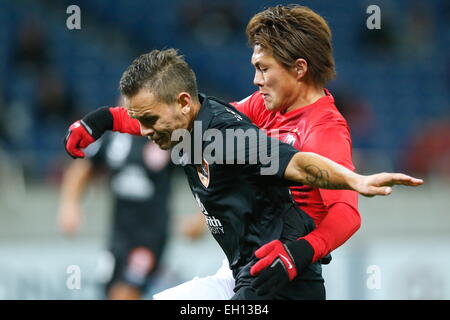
[[65, 106, 141, 158], [252, 151, 423, 296], [57, 159, 94, 235], [284, 152, 423, 196]]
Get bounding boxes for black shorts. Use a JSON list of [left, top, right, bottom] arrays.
[[231, 202, 325, 300], [231, 279, 325, 300], [105, 209, 169, 293], [105, 235, 167, 293]]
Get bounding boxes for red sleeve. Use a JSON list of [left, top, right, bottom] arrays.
[[300, 123, 361, 263], [229, 91, 264, 125], [109, 106, 142, 136], [302, 202, 360, 263]]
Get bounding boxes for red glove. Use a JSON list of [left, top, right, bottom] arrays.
[[250, 239, 314, 296], [64, 120, 95, 158], [64, 106, 141, 159], [250, 240, 297, 280]]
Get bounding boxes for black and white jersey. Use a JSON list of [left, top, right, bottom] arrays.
[[180, 94, 323, 291]]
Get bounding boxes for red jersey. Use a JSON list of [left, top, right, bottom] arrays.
[[230, 89, 360, 263]]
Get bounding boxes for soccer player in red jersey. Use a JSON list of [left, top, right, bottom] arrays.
[[233, 5, 360, 287], [231, 89, 357, 266], [230, 4, 358, 264]]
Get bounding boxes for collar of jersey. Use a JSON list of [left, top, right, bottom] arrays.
[[193, 93, 214, 136]]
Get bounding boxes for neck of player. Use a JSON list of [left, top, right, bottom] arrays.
[[284, 84, 326, 113], [187, 101, 202, 132]]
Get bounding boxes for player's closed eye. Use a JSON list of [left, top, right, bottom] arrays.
[[140, 116, 158, 126], [257, 66, 268, 73]]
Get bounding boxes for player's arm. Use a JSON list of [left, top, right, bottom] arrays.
[[251, 125, 422, 296], [300, 124, 360, 264], [284, 151, 423, 197], [57, 159, 94, 235], [64, 106, 141, 158], [302, 202, 360, 262], [180, 211, 208, 240], [251, 151, 422, 296], [226, 119, 422, 196]]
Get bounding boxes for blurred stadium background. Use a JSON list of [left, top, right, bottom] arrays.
[[0, 0, 449, 299]]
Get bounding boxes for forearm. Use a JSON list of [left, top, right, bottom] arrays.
[[65, 107, 141, 159], [60, 159, 94, 205], [301, 202, 361, 263], [82, 106, 141, 137], [109, 107, 142, 136], [284, 152, 359, 190]]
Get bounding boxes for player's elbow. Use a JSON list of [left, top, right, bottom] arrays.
[[284, 153, 306, 183], [347, 206, 361, 235], [332, 202, 361, 236], [352, 214, 362, 234]]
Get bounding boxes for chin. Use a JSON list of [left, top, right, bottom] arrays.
[[265, 102, 281, 112], [158, 143, 171, 150], [159, 140, 177, 150], [263, 101, 273, 110]]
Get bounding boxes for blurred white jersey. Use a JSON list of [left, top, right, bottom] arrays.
[[153, 259, 235, 300]]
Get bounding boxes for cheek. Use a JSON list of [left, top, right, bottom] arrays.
[[273, 77, 293, 98], [158, 117, 180, 134], [151, 119, 167, 133], [159, 108, 186, 133], [265, 72, 283, 92]]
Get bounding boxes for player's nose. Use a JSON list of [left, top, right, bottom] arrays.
[[253, 70, 264, 87], [140, 124, 155, 137]]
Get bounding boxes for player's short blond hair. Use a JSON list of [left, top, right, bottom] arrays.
[[246, 5, 336, 87]]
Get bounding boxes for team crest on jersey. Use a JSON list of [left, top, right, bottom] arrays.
[[284, 133, 297, 146], [196, 158, 210, 188]]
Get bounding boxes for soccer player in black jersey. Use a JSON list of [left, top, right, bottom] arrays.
[[64, 49, 423, 299]]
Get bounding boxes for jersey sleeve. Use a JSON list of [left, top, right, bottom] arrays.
[[301, 122, 358, 209], [229, 91, 264, 126], [109, 106, 142, 136], [299, 122, 361, 262], [301, 202, 361, 263]]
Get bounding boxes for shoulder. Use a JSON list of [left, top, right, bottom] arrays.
[[307, 104, 351, 139], [300, 100, 351, 142], [207, 96, 255, 130], [229, 91, 263, 108], [310, 99, 348, 124], [229, 91, 268, 125], [300, 97, 353, 152]]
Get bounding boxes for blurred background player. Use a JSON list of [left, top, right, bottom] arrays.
[[58, 129, 173, 299]]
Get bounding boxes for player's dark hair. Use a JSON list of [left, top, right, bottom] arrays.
[[119, 49, 199, 104], [246, 4, 336, 87]]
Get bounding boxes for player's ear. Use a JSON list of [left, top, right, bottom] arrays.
[[294, 58, 308, 81], [177, 92, 191, 115]]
